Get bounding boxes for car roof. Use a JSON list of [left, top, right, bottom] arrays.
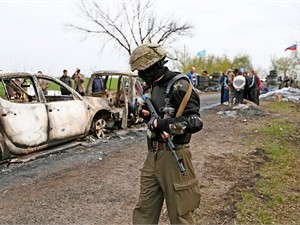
[[0, 71, 53, 79], [0, 72, 33, 78], [91, 70, 138, 77]]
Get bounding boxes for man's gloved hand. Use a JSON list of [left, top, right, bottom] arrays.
[[147, 117, 157, 132], [137, 104, 150, 120]]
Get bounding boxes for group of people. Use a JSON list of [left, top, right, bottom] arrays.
[[278, 75, 295, 89], [186, 66, 261, 106], [39, 68, 104, 96], [220, 68, 261, 106], [37, 68, 86, 96], [59, 68, 85, 96]]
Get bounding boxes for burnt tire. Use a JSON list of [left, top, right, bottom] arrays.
[[92, 118, 107, 139]]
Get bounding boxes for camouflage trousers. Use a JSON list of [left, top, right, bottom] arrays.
[[229, 89, 236, 105], [133, 147, 201, 225]]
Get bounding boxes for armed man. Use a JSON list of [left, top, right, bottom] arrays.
[[129, 43, 203, 225]]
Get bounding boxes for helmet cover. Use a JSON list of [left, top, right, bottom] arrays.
[[129, 43, 167, 71]]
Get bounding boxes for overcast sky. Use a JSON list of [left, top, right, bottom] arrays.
[[1, 0, 300, 77]]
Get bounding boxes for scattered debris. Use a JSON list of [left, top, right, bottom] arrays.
[[217, 103, 267, 118], [235, 104, 267, 117], [217, 110, 237, 117], [259, 87, 300, 104], [81, 135, 110, 147]]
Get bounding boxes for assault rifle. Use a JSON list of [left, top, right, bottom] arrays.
[[142, 96, 187, 176]]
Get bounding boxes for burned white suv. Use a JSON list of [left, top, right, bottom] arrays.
[[0, 72, 115, 160]]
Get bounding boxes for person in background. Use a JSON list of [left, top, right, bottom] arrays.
[[233, 71, 246, 104], [256, 73, 261, 105], [260, 82, 268, 94], [219, 71, 229, 105], [278, 76, 283, 89], [60, 69, 72, 95], [283, 76, 290, 87], [37, 71, 50, 95], [227, 69, 235, 106], [202, 70, 208, 77], [187, 66, 198, 87], [92, 77, 104, 93], [247, 70, 259, 105], [243, 71, 250, 100], [6, 78, 22, 99], [72, 67, 85, 96], [219, 72, 225, 104]]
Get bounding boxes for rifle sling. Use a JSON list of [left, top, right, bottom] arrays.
[[175, 83, 193, 117]]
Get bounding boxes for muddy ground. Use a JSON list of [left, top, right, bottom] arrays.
[[0, 102, 272, 224]]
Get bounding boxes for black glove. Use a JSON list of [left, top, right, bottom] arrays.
[[147, 117, 156, 132], [137, 104, 150, 121]]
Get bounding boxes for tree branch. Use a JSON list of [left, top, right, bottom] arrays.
[[66, 0, 193, 56]]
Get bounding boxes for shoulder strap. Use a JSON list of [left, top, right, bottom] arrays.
[[165, 74, 194, 117], [176, 83, 193, 117]]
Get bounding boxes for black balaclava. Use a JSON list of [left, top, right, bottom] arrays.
[[138, 60, 168, 86]]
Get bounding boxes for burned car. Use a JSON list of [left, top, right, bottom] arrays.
[[0, 72, 114, 160], [85, 71, 145, 129]]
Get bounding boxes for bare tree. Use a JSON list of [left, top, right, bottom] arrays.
[[66, 0, 193, 56], [271, 56, 293, 77]]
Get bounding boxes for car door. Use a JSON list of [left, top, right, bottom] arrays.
[[0, 77, 48, 147], [42, 78, 89, 141], [47, 100, 89, 140]]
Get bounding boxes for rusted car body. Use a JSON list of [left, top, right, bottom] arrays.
[[0, 72, 114, 160], [85, 71, 145, 129]]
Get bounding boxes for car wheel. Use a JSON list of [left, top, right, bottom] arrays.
[[92, 118, 107, 139]]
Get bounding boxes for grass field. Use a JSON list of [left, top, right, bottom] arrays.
[[236, 102, 300, 224]]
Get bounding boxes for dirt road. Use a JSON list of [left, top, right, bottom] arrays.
[[0, 104, 267, 224]]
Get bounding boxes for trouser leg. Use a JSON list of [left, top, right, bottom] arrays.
[[156, 148, 201, 225], [239, 90, 244, 103], [250, 88, 258, 105], [229, 90, 235, 105], [223, 89, 229, 102], [133, 152, 164, 225], [220, 87, 224, 104], [234, 91, 239, 104], [236, 90, 244, 104]]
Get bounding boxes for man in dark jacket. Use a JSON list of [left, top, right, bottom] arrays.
[[247, 70, 259, 105], [129, 43, 203, 225], [60, 69, 72, 95]]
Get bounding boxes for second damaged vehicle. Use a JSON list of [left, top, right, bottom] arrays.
[[0, 72, 116, 160], [85, 70, 145, 129]]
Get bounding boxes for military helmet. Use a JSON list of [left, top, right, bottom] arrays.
[[129, 43, 167, 71]]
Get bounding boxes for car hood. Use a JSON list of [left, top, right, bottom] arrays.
[[83, 96, 112, 111]]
